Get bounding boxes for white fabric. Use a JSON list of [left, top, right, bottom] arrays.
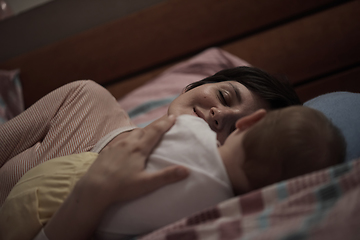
[[90, 126, 137, 153], [96, 115, 234, 237]]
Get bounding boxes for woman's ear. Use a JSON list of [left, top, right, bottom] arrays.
[[235, 109, 266, 131]]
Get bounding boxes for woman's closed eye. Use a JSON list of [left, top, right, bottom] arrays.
[[218, 90, 230, 106]]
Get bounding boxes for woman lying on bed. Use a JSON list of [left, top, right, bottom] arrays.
[[1, 105, 346, 240], [0, 66, 301, 239]]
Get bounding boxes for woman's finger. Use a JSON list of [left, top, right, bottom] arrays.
[[138, 115, 176, 153]]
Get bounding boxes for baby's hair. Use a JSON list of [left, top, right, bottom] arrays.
[[242, 106, 346, 190]]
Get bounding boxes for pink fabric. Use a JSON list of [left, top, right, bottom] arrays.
[[0, 80, 135, 205]]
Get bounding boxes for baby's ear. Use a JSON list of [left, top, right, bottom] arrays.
[[236, 109, 266, 131]]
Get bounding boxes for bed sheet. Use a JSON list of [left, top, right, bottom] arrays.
[[140, 158, 360, 240]]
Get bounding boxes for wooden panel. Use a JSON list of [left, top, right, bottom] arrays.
[[295, 66, 360, 103], [0, 0, 343, 107], [223, 1, 360, 85]]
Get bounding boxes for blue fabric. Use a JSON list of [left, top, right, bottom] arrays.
[[304, 92, 360, 162]]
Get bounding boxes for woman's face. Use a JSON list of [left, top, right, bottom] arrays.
[[168, 81, 268, 144]]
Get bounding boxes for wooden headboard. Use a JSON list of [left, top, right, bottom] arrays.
[[0, 0, 359, 108]]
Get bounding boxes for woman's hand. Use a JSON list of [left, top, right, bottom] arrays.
[[80, 114, 189, 206], [44, 115, 189, 240]]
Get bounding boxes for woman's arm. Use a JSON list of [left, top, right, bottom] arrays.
[[43, 115, 189, 240], [0, 81, 86, 167], [0, 80, 136, 169], [0, 80, 136, 205]]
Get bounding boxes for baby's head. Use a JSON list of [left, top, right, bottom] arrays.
[[218, 106, 346, 195]]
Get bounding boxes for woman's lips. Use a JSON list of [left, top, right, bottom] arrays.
[[193, 107, 205, 121]]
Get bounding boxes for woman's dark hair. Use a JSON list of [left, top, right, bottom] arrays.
[[185, 66, 301, 109]]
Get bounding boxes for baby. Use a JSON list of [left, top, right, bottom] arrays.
[[220, 105, 346, 194], [0, 106, 346, 240]]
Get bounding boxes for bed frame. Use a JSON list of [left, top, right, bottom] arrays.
[[0, 0, 359, 108]]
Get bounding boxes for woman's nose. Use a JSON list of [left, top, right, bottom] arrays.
[[210, 107, 237, 131]]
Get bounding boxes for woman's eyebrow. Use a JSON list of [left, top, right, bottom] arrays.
[[229, 83, 242, 103]]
